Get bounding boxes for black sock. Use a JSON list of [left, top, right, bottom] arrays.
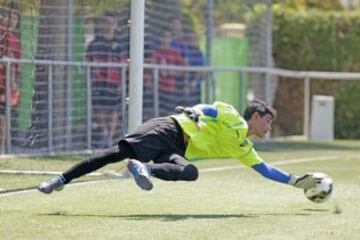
[[147, 163, 199, 181], [62, 142, 136, 183]]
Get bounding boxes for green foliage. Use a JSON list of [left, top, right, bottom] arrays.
[[273, 0, 344, 11], [335, 81, 360, 138], [273, 8, 360, 138], [74, 0, 128, 16], [273, 8, 360, 71], [181, 0, 271, 31]]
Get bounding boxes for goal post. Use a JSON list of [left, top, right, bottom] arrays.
[[0, 0, 282, 154], [128, 0, 145, 132]]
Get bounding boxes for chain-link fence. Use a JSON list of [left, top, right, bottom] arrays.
[[0, 0, 273, 154]]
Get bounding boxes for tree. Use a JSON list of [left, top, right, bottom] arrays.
[[273, 0, 345, 11]]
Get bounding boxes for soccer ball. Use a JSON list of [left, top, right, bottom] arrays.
[[304, 173, 333, 203]]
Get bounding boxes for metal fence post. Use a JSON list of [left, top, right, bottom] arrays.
[[5, 60, 11, 153], [121, 66, 127, 134], [265, 1, 273, 104], [239, 71, 244, 112], [86, 66, 92, 150], [153, 68, 159, 117], [66, 0, 74, 151], [206, 0, 214, 103], [303, 75, 310, 140], [48, 64, 53, 153]]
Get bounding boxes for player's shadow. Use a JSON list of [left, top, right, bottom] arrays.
[[41, 212, 253, 221], [40, 212, 313, 221], [302, 208, 330, 212], [111, 214, 254, 221]]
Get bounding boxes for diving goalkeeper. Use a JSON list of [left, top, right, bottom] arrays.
[[38, 99, 319, 193]]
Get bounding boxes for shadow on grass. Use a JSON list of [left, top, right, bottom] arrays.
[[40, 212, 314, 221], [254, 141, 360, 152], [303, 208, 330, 212]]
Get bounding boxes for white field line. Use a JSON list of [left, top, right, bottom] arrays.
[[0, 154, 358, 198], [0, 155, 351, 176], [0, 170, 103, 176], [0, 180, 112, 198], [199, 155, 355, 173]]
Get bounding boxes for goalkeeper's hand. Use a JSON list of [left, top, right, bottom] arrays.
[[288, 173, 322, 190], [175, 106, 203, 129]]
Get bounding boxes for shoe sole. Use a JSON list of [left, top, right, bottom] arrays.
[[127, 162, 153, 191]]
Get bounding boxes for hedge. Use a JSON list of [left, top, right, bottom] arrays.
[[272, 7, 360, 138]]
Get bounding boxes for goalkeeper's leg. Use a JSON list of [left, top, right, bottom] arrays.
[[37, 141, 136, 194], [147, 152, 199, 181]]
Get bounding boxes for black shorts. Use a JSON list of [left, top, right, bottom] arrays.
[[119, 117, 186, 162], [0, 103, 4, 115], [92, 81, 121, 110]]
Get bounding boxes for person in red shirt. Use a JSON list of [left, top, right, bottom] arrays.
[[151, 31, 185, 116], [86, 12, 126, 148], [0, 9, 21, 152], [184, 32, 204, 106]]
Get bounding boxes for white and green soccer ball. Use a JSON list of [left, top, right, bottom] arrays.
[[304, 173, 333, 203]]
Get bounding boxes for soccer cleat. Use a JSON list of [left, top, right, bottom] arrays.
[[127, 159, 153, 191], [37, 175, 65, 194]]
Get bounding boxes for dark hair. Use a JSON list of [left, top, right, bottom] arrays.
[[243, 99, 277, 121], [94, 17, 107, 36]]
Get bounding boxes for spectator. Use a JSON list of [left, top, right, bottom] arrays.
[[169, 17, 186, 51], [0, 9, 20, 153], [169, 18, 204, 106], [184, 31, 204, 106], [169, 17, 190, 105], [151, 31, 185, 116], [169, 17, 189, 63], [86, 12, 125, 148]]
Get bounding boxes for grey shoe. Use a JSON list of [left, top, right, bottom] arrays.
[[37, 175, 65, 194], [127, 159, 153, 191]]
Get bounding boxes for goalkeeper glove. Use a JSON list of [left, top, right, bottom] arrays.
[[175, 106, 203, 129], [288, 173, 322, 190]]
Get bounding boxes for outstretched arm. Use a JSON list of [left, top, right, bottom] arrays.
[[252, 162, 320, 190], [252, 162, 290, 183]]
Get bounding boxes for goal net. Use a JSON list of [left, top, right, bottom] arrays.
[[0, 0, 272, 155]]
